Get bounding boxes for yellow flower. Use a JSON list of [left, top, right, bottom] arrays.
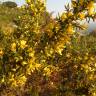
[[18, 76, 27, 85], [35, 63, 41, 70], [61, 13, 67, 21], [57, 48, 63, 55], [88, 8, 94, 15], [28, 64, 35, 72], [0, 48, 4, 56], [56, 44, 64, 55], [29, 51, 35, 57], [1, 77, 4, 83], [20, 40, 27, 49], [11, 80, 17, 87], [20, 76, 27, 81], [87, 1, 94, 15], [11, 43, 16, 52], [88, 74, 93, 80], [78, 12, 85, 20], [43, 67, 51, 76], [30, 4, 34, 9], [78, 56, 82, 60], [67, 12, 73, 17], [87, 1, 94, 9], [66, 24, 74, 34]]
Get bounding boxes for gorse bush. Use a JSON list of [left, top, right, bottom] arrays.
[[0, 0, 96, 96]]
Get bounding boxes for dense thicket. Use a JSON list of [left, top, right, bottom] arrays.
[[0, 0, 96, 96]]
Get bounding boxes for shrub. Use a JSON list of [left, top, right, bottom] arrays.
[[2, 1, 17, 8], [0, 0, 96, 95]]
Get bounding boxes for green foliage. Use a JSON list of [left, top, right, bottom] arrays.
[[2, 1, 17, 8]]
